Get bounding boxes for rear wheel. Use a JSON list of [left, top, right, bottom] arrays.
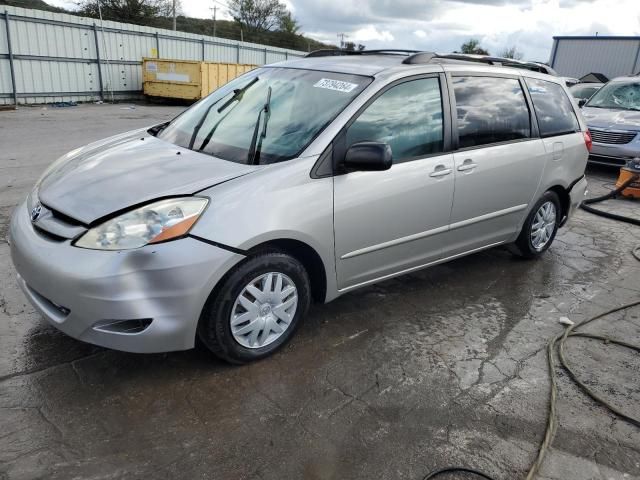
[[512, 191, 561, 259], [197, 252, 311, 364]]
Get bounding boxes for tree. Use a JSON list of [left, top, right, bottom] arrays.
[[500, 46, 523, 60], [278, 11, 299, 35], [344, 41, 365, 51], [460, 39, 489, 55], [77, 0, 180, 23], [228, 0, 287, 31]]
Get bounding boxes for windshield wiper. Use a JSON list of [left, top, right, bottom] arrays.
[[148, 121, 170, 136], [188, 76, 259, 150], [197, 107, 235, 151], [590, 105, 628, 110], [247, 86, 272, 165], [217, 76, 259, 114]]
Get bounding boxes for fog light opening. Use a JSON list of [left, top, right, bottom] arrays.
[[92, 318, 153, 334]]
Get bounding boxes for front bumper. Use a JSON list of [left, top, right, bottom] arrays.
[[9, 200, 244, 353], [589, 142, 640, 167]]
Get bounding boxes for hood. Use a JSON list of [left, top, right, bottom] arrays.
[[38, 129, 254, 224], [582, 106, 640, 131]]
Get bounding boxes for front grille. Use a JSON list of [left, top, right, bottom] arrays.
[[589, 128, 638, 145], [46, 205, 84, 227], [30, 202, 87, 240], [33, 224, 67, 242]]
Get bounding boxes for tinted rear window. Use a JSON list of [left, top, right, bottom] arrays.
[[452, 76, 531, 149], [526, 78, 580, 137]]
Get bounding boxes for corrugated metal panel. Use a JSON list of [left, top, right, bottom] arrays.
[[0, 58, 12, 100], [159, 36, 201, 61], [0, 16, 8, 54], [552, 38, 640, 79], [204, 43, 241, 63], [11, 16, 95, 58], [0, 5, 305, 104], [266, 51, 288, 64], [104, 63, 141, 91], [14, 58, 98, 94]]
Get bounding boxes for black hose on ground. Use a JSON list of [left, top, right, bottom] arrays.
[[422, 467, 496, 479], [423, 299, 640, 480], [579, 174, 640, 226], [424, 178, 640, 479]]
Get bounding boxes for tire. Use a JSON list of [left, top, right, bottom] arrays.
[[512, 191, 561, 259], [197, 252, 311, 364]]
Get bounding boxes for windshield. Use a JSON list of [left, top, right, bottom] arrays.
[[586, 81, 640, 110], [570, 85, 600, 101], [157, 67, 372, 164]]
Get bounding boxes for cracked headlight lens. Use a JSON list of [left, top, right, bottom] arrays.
[[75, 197, 208, 250]]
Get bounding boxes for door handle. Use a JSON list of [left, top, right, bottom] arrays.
[[429, 165, 452, 178], [457, 159, 478, 172]]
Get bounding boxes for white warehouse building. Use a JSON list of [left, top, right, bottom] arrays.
[[549, 36, 640, 81]]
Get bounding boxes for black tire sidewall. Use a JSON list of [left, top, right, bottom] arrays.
[[198, 252, 311, 364], [517, 191, 561, 257]]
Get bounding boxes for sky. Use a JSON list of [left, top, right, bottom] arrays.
[[47, 0, 640, 62]]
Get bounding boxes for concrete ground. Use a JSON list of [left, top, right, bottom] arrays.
[[1, 103, 639, 480]]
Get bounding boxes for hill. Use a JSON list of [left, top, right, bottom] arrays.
[[1, 0, 66, 12], [0, 0, 332, 52]]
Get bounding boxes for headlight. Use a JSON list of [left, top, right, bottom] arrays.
[[75, 197, 209, 250]]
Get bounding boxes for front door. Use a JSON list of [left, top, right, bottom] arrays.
[[333, 76, 455, 291]]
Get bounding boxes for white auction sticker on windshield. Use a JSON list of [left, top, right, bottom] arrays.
[[313, 78, 359, 93]]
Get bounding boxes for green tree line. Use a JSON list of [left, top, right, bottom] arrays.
[[0, 0, 332, 52]]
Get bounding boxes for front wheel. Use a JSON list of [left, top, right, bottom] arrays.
[[197, 252, 311, 364], [512, 191, 561, 259]]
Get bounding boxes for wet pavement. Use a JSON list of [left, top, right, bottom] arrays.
[[1, 104, 639, 480]]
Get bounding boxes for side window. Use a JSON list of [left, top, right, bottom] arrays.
[[452, 76, 531, 149], [526, 78, 580, 138], [346, 78, 444, 163]]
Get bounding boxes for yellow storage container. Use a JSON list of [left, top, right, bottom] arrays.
[[142, 58, 256, 100]]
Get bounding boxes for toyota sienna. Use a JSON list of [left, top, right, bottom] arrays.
[[9, 51, 590, 363]]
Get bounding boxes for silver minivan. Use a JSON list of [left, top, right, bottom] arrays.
[[9, 51, 589, 363], [579, 77, 640, 167]]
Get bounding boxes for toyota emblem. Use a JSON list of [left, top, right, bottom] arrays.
[[30, 203, 43, 222]]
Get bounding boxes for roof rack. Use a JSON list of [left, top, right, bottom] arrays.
[[403, 52, 552, 73], [304, 49, 557, 76], [305, 49, 420, 58]]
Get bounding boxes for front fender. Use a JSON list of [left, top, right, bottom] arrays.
[[190, 156, 339, 302]]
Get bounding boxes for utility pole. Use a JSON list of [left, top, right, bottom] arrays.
[[172, 0, 176, 30], [337, 33, 348, 49], [97, 0, 115, 103], [210, 5, 217, 38]]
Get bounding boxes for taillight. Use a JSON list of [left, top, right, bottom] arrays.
[[584, 130, 593, 152]]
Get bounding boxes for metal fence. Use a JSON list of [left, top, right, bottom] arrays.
[[0, 5, 306, 105]]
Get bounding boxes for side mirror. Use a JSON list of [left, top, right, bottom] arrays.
[[343, 142, 392, 172], [578, 99, 587, 108]]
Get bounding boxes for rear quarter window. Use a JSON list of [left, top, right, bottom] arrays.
[[526, 78, 580, 138]]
